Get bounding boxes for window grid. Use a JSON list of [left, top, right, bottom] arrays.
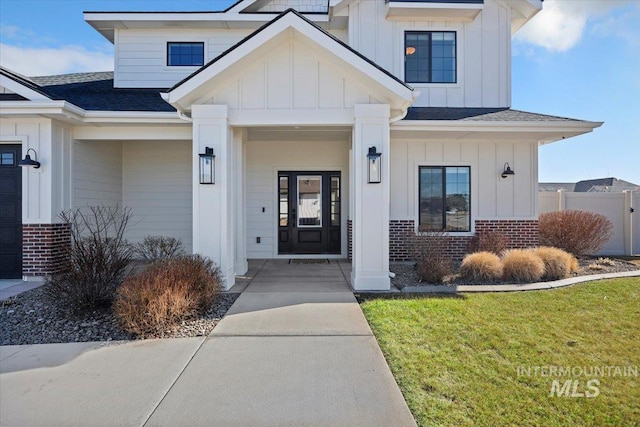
[[167, 42, 204, 67], [405, 31, 456, 84]]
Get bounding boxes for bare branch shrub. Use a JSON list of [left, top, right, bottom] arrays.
[[539, 210, 613, 256], [113, 255, 222, 337], [131, 235, 185, 261], [501, 249, 545, 283], [467, 231, 510, 255], [533, 246, 578, 280], [460, 251, 503, 282], [44, 206, 133, 312], [408, 231, 454, 284]]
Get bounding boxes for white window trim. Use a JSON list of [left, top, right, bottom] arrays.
[[414, 161, 474, 236], [397, 22, 464, 89]]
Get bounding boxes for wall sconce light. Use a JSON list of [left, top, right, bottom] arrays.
[[501, 162, 515, 178], [18, 148, 41, 169], [199, 147, 215, 184], [367, 146, 382, 184]]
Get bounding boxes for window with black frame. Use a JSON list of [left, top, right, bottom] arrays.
[[419, 166, 470, 232], [167, 42, 204, 66], [405, 31, 456, 84]]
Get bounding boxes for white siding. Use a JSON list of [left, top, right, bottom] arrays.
[[207, 37, 383, 112], [245, 140, 349, 258], [390, 139, 537, 227], [122, 140, 193, 252], [251, 0, 327, 13], [347, 0, 511, 107], [73, 141, 123, 209], [115, 28, 253, 88], [0, 85, 16, 94]]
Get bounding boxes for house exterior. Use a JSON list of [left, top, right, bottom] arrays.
[[0, 0, 602, 289]]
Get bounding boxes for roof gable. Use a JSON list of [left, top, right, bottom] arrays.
[[163, 9, 414, 116], [0, 67, 51, 101]]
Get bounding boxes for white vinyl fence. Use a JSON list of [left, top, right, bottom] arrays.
[[539, 191, 638, 256]]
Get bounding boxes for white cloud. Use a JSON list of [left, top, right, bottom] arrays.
[[514, 0, 636, 51], [0, 43, 113, 76]]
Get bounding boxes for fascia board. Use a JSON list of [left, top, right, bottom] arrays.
[[0, 101, 85, 120], [392, 120, 604, 133], [0, 75, 50, 101], [83, 111, 183, 124]]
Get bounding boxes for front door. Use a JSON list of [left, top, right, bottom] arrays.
[[278, 171, 341, 254], [0, 145, 22, 279]]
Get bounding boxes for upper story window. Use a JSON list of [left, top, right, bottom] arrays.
[[405, 31, 456, 84], [419, 166, 470, 232], [167, 42, 204, 66]]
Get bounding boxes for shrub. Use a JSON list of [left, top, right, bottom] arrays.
[[113, 255, 222, 337], [539, 210, 613, 256], [467, 231, 510, 255], [131, 235, 185, 261], [501, 249, 545, 283], [408, 231, 454, 284], [44, 206, 133, 312], [460, 252, 503, 282], [533, 246, 578, 280]]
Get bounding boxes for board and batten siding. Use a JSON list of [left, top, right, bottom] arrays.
[[390, 139, 538, 228], [122, 140, 193, 252], [347, 0, 511, 108], [245, 140, 349, 258], [206, 36, 383, 112], [114, 27, 348, 88], [74, 141, 123, 209]]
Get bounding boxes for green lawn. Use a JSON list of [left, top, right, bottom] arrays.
[[360, 278, 640, 426]]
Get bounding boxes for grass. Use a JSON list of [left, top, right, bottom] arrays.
[[360, 278, 640, 426]]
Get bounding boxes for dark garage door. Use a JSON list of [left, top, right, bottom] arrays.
[[0, 145, 22, 279]]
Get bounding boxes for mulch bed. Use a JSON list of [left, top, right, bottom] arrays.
[[391, 256, 640, 289]]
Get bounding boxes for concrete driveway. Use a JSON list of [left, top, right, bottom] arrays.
[[1, 259, 416, 427]]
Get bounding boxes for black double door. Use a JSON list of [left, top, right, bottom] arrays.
[[278, 171, 341, 254], [0, 145, 22, 279]]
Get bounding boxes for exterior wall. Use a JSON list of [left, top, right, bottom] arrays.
[[73, 141, 123, 208], [0, 84, 16, 94], [114, 27, 348, 88], [245, 139, 349, 258], [389, 219, 539, 261], [22, 223, 71, 276], [346, 0, 511, 107], [390, 138, 538, 224], [115, 28, 253, 88], [540, 191, 638, 256], [122, 140, 193, 252]]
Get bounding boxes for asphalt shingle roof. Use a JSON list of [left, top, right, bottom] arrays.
[[404, 107, 583, 122]]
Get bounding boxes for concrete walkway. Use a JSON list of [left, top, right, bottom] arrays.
[[0, 259, 416, 427]]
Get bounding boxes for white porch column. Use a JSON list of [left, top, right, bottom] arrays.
[[351, 104, 391, 291], [192, 105, 235, 289], [234, 128, 248, 275]]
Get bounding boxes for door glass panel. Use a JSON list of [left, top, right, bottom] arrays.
[[0, 152, 14, 166], [297, 175, 321, 227], [331, 176, 340, 227], [279, 176, 288, 226]]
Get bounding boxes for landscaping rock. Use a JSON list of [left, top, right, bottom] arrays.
[[0, 287, 239, 345]]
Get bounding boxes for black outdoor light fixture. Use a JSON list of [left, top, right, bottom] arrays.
[[501, 162, 515, 178], [18, 148, 41, 169], [367, 146, 382, 184], [199, 146, 215, 184]]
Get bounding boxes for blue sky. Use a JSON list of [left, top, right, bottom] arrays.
[[1, 0, 638, 184]]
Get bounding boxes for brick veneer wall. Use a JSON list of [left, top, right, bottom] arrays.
[[22, 223, 71, 276], [389, 219, 539, 262]]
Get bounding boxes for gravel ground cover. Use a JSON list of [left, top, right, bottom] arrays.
[[391, 256, 640, 289], [0, 288, 238, 345]]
